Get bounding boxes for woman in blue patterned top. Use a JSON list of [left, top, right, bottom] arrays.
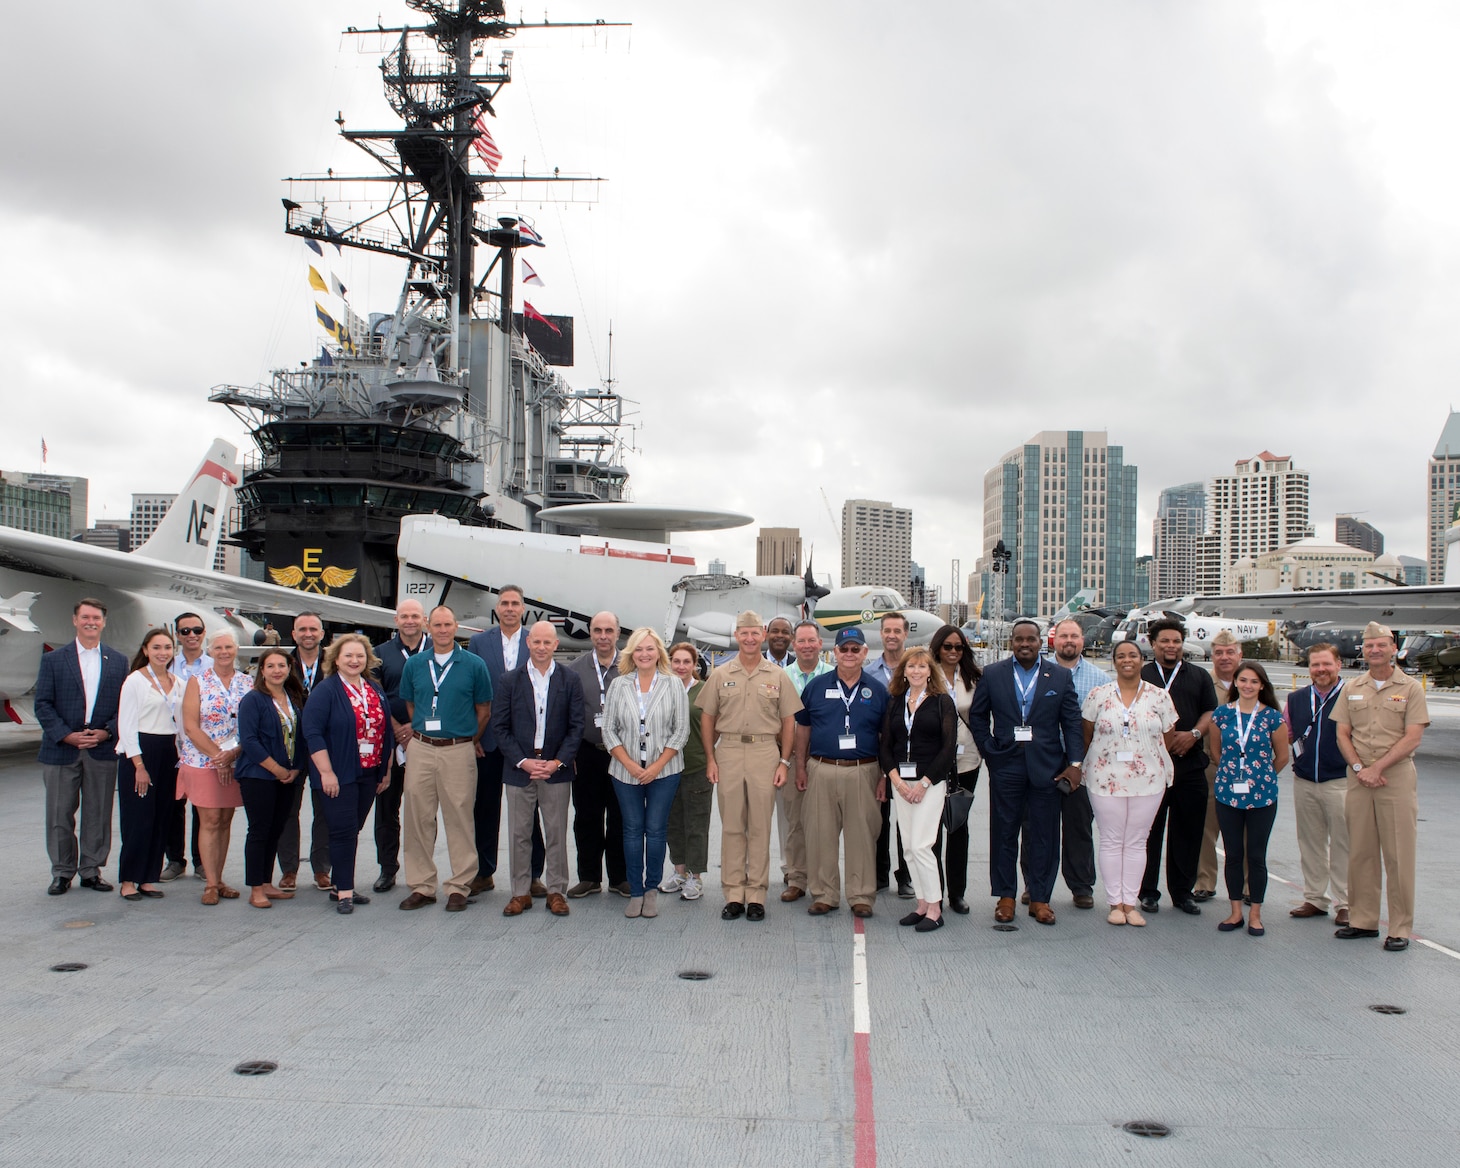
[[1206, 662, 1289, 937]]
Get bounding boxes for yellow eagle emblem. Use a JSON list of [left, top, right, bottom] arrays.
[[268, 557, 357, 595]]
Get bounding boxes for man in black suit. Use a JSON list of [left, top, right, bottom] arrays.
[[371, 598, 428, 892], [34, 597, 129, 894], [279, 611, 332, 891], [968, 618, 1085, 926], [492, 621, 586, 918]]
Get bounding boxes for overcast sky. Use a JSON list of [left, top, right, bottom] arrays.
[[5, 1, 1460, 600]]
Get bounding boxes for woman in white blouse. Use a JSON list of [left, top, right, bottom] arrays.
[[1080, 640, 1181, 926], [115, 629, 182, 900]]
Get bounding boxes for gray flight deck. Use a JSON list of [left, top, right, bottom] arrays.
[[2, 662, 1458, 1166]]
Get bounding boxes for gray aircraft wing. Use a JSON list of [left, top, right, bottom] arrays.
[[1188, 587, 1460, 631]]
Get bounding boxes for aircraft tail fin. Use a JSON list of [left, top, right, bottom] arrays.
[[135, 439, 240, 569]]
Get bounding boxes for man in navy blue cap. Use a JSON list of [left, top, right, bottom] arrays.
[[794, 626, 890, 918]]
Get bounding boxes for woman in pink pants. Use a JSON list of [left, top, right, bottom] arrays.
[[1081, 641, 1180, 926]]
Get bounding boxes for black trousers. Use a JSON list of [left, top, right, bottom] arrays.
[[238, 777, 297, 888], [926, 768, 978, 901], [165, 797, 202, 871], [876, 797, 893, 887], [1018, 781, 1095, 896], [320, 772, 378, 894], [374, 751, 406, 877], [117, 734, 177, 885], [277, 777, 331, 876], [1140, 768, 1209, 904], [1216, 802, 1277, 904], [989, 765, 1061, 901], [475, 749, 543, 877], [572, 743, 625, 885]]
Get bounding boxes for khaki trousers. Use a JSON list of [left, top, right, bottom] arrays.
[[1196, 763, 1220, 894], [1293, 776, 1349, 912], [505, 780, 571, 897], [776, 779, 808, 891], [804, 759, 881, 909], [402, 740, 479, 899], [716, 738, 780, 905], [1345, 760, 1417, 937]]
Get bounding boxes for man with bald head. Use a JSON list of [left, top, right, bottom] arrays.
[[565, 610, 629, 897], [370, 597, 428, 892], [493, 621, 586, 917]]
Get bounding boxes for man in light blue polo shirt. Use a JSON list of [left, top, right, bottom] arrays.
[[397, 606, 493, 912]]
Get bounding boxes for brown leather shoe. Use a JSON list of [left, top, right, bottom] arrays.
[[1020, 890, 1030, 905], [501, 895, 532, 915], [444, 893, 468, 912], [399, 891, 438, 910], [851, 903, 874, 918], [994, 897, 1015, 923], [1029, 901, 1056, 925], [314, 873, 334, 892], [468, 874, 495, 895], [530, 879, 549, 898], [547, 892, 570, 916], [807, 901, 837, 915], [278, 872, 297, 891], [780, 886, 805, 902], [1290, 902, 1329, 918], [1334, 908, 1350, 927]]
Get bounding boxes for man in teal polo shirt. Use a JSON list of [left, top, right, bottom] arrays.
[[397, 605, 493, 912]]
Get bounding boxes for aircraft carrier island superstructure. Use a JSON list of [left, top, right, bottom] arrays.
[[210, 0, 631, 607]]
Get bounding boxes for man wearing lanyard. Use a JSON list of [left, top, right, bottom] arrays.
[[565, 612, 630, 898], [698, 611, 803, 921], [494, 621, 586, 917], [279, 611, 333, 893], [467, 586, 546, 898], [1333, 621, 1429, 951], [1194, 630, 1244, 901], [968, 619, 1084, 925], [776, 619, 831, 902], [794, 627, 888, 918], [865, 612, 910, 896], [161, 611, 212, 882], [397, 605, 494, 912], [1138, 619, 1217, 916], [370, 599, 427, 893], [1283, 643, 1350, 926]]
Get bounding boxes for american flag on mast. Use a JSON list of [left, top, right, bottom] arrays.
[[472, 113, 502, 174]]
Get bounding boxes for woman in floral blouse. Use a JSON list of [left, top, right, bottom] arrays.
[[1080, 640, 1180, 927], [1207, 661, 1289, 937]]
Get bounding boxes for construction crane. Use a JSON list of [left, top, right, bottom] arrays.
[[819, 487, 840, 585]]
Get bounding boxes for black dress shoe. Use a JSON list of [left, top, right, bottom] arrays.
[[896, 879, 915, 899], [1174, 899, 1201, 916], [1383, 936, 1410, 952], [949, 896, 970, 915], [373, 873, 396, 893], [120, 889, 143, 901], [48, 877, 70, 896], [330, 891, 370, 905], [1072, 894, 1095, 910], [1335, 925, 1380, 939], [746, 903, 766, 922], [1138, 895, 1160, 913], [138, 888, 165, 899], [721, 902, 745, 920], [80, 876, 114, 892]]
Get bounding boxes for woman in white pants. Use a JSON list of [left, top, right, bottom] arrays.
[[1081, 640, 1180, 926], [878, 648, 958, 932]]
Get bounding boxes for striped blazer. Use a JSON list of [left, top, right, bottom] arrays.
[[600, 670, 690, 783]]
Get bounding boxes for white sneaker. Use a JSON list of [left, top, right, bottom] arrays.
[[658, 871, 686, 894], [680, 873, 703, 901]]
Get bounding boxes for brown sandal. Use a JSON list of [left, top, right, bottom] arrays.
[[201, 885, 221, 906], [217, 884, 240, 899]]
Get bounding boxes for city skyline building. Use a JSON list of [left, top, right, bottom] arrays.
[[977, 430, 1138, 618], [0, 470, 87, 536], [1198, 451, 1313, 593], [1150, 481, 1206, 600], [755, 526, 802, 577], [1335, 514, 1384, 556], [1427, 411, 1460, 584], [1234, 538, 1402, 594], [0, 473, 74, 540], [131, 493, 176, 549], [841, 498, 912, 592]]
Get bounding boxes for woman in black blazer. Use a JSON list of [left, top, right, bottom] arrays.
[[237, 648, 309, 909], [879, 647, 958, 932], [302, 635, 395, 915]]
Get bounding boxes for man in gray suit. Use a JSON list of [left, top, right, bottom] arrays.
[[34, 598, 129, 895]]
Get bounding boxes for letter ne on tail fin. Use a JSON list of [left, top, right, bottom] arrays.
[[135, 438, 240, 570]]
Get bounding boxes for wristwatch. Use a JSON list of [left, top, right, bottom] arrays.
[[1352, 762, 1364, 773], [779, 757, 792, 768], [919, 778, 931, 789]]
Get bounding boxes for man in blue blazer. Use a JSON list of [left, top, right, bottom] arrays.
[[968, 618, 1085, 926], [34, 598, 129, 895], [467, 585, 544, 895], [492, 621, 586, 918]]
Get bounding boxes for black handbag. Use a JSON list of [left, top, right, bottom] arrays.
[[942, 778, 976, 833]]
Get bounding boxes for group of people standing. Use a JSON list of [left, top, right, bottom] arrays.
[[34, 593, 1429, 950]]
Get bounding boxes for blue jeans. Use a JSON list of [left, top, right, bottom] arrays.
[[613, 774, 682, 897]]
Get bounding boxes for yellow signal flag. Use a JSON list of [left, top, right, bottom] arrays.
[[308, 265, 329, 293]]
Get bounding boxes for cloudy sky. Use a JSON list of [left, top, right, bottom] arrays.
[[5, 0, 1460, 600]]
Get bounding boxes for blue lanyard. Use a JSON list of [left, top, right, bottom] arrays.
[[1013, 666, 1038, 723]]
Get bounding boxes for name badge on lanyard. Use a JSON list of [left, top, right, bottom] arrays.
[[899, 697, 920, 776], [1013, 667, 1036, 741], [1232, 707, 1256, 794], [426, 657, 452, 733], [837, 678, 858, 751]]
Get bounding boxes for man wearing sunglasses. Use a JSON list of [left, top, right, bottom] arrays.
[[161, 613, 212, 881]]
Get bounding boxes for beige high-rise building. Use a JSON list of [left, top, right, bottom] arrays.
[[755, 527, 802, 576], [1201, 451, 1313, 593], [1427, 412, 1460, 584], [841, 499, 912, 591]]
